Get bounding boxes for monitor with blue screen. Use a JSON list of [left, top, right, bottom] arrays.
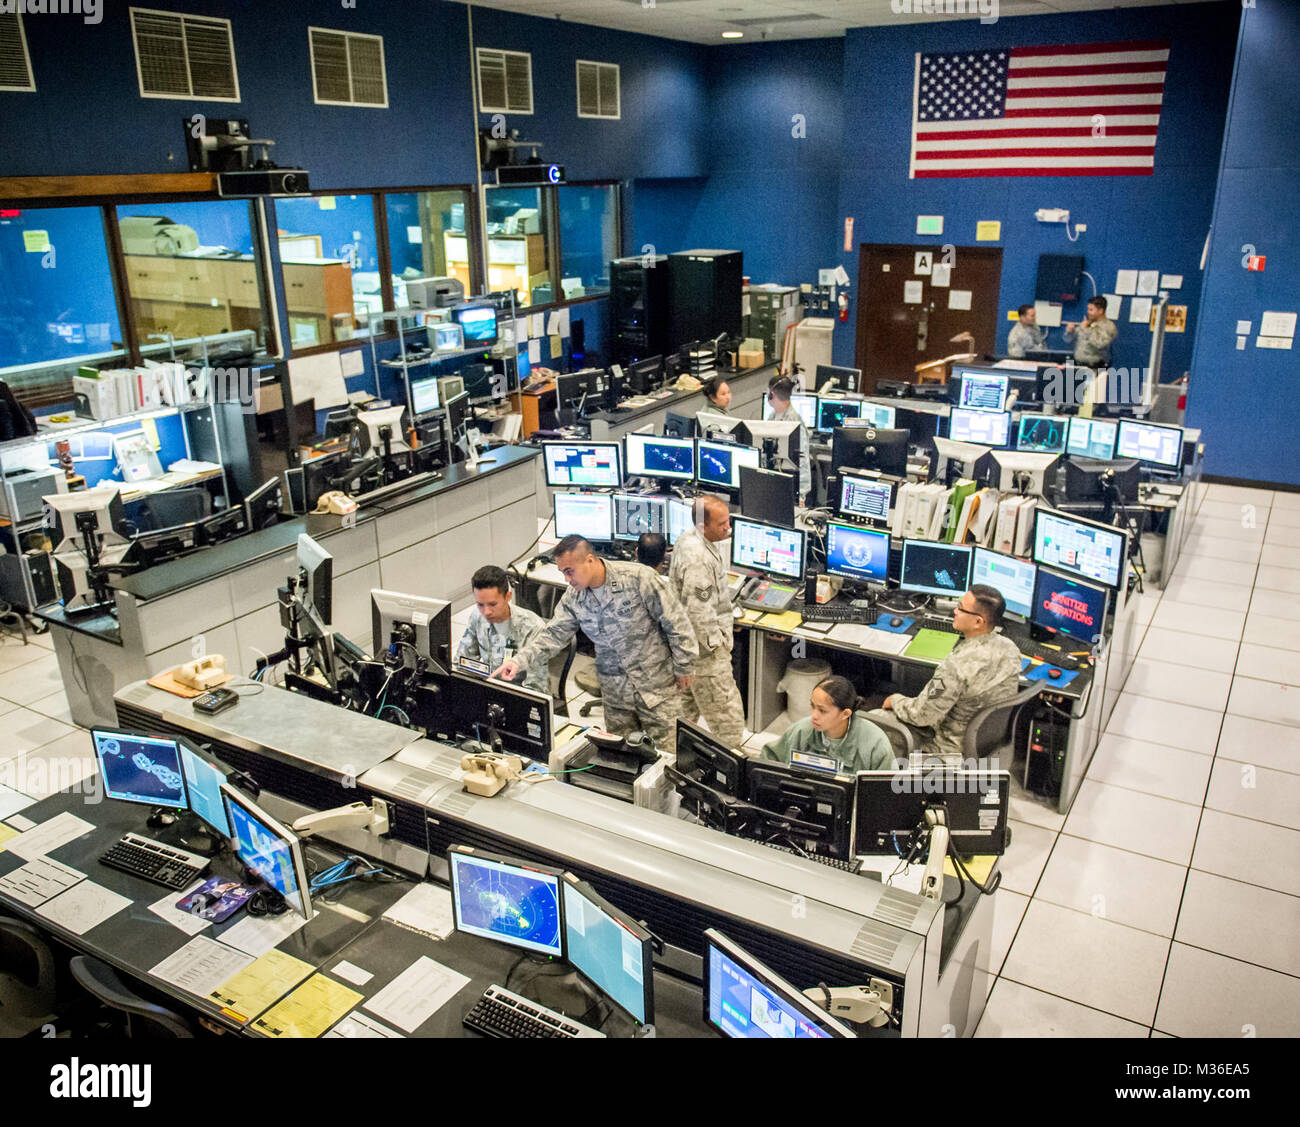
[[220, 784, 312, 918], [1017, 413, 1067, 454], [179, 743, 231, 838], [826, 521, 890, 584], [91, 729, 188, 810], [696, 440, 759, 491], [1066, 417, 1117, 461], [625, 433, 695, 481], [561, 875, 654, 1025], [542, 442, 621, 489], [1032, 567, 1109, 645], [453, 303, 498, 345], [448, 846, 563, 958], [971, 547, 1036, 619]]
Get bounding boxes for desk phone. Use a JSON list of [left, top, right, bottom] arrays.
[[736, 577, 798, 613]]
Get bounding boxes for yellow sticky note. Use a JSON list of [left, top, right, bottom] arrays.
[[1008, 309, 1021, 321], [0, 824, 20, 848], [209, 949, 313, 1025], [140, 417, 161, 451], [976, 221, 1001, 241], [318, 196, 337, 210], [251, 973, 363, 1039], [23, 229, 50, 253]]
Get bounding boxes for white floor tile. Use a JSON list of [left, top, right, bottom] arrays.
[[1192, 809, 1300, 899], [1259, 544, 1300, 571], [986, 889, 1029, 983], [1264, 523, 1300, 548], [1196, 497, 1267, 521], [1149, 601, 1245, 641], [1121, 657, 1232, 712], [1188, 517, 1264, 544], [1253, 564, 1300, 594], [1242, 614, 1300, 653], [0, 697, 16, 719], [1036, 834, 1186, 936], [1248, 588, 1300, 622], [1178, 534, 1262, 564], [1008, 775, 1067, 832], [0, 653, 64, 707], [1103, 694, 1222, 754], [1126, 590, 1160, 626], [0, 736, 97, 801], [975, 977, 1147, 1038], [1168, 556, 1255, 585], [1158, 576, 1252, 613], [1175, 869, 1300, 978], [1235, 644, 1300, 689], [1266, 505, 1300, 528], [997, 819, 1058, 896], [1135, 627, 1239, 674], [1206, 758, 1300, 830], [0, 641, 51, 676], [1155, 943, 1300, 1038], [1205, 484, 1274, 506], [0, 707, 79, 764], [1227, 676, 1300, 728], [27, 690, 73, 726], [1001, 900, 1169, 1026], [1271, 491, 1300, 511], [1216, 714, 1300, 775], [1087, 734, 1214, 804], [1064, 778, 1201, 864]]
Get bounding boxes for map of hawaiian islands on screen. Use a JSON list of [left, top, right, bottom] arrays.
[[456, 859, 562, 955], [229, 805, 297, 897]]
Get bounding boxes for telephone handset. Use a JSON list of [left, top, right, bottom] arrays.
[[175, 654, 227, 691], [311, 490, 358, 516], [460, 752, 523, 797]]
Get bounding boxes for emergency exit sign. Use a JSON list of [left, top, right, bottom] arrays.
[[916, 215, 944, 236]]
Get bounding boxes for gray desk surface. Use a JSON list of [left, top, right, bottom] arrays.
[[584, 361, 776, 431]]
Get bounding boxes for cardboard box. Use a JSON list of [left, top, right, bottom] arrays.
[[737, 348, 765, 368]]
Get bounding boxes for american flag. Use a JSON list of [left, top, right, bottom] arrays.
[[909, 40, 1170, 178]]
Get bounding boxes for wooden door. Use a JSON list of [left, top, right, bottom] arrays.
[[854, 243, 1003, 393]]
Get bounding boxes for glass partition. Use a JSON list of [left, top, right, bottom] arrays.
[[558, 184, 617, 298], [385, 189, 474, 309]]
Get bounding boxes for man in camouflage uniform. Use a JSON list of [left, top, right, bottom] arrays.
[[456, 565, 549, 695], [493, 535, 698, 756], [872, 584, 1021, 762], [669, 496, 746, 750], [1064, 295, 1118, 368]]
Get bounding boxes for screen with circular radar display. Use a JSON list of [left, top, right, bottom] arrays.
[[449, 849, 564, 957]]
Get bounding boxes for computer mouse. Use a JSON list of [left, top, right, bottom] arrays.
[[1049, 668, 1062, 680], [890, 616, 905, 628]]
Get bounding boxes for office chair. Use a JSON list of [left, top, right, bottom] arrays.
[[70, 955, 197, 1038], [962, 682, 1044, 761], [547, 635, 578, 718], [0, 915, 63, 1037], [136, 487, 210, 533], [867, 711, 918, 764]]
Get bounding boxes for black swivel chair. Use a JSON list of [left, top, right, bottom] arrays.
[[0, 915, 64, 1037], [135, 487, 210, 533], [70, 955, 197, 1038], [962, 683, 1044, 761]]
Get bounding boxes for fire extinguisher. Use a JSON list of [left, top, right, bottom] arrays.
[[838, 291, 850, 323]]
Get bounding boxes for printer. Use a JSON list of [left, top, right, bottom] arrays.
[[0, 467, 66, 524], [406, 276, 465, 310]]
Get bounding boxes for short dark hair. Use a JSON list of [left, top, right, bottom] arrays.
[[1018, 304, 1034, 318], [1087, 295, 1107, 312], [471, 565, 511, 595], [768, 375, 795, 399], [636, 532, 667, 569], [703, 376, 727, 403], [554, 535, 594, 560], [969, 584, 1006, 627]]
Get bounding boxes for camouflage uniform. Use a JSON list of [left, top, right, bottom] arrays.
[[1064, 317, 1118, 368], [668, 526, 746, 750], [1007, 320, 1047, 359], [514, 559, 698, 756], [457, 605, 549, 695], [770, 404, 812, 498], [762, 714, 897, 773], [871, 630, 1022, 761]]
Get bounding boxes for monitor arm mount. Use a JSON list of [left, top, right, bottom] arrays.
[[292, 799, 391, 840], [920, 805, 950, 901], [803, 980, 896, 1029]]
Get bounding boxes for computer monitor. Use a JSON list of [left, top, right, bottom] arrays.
[[446, 390, 471, 436], [991, 450, 1059, 494], [739, 465, 796, 528], [744, 759, 857, 860], [626, 355, 664, 394], [438, 375, 466, 404], [662, 411, 695, 440], [178, 742, 232, 838], [452, 302, 498, 346], [703, 929, 855, 1039], [561, 875, 655, 1026], [857, 402, 896, 429], [949, 408, 1011, 448], [556, 369, 599, 409], [899, 539, 973, 598], [197, 505, 250, 547], [730, 517, 806, 582], [299, 451, 347, 513], [44, 488, 127, 547], [761, 393, 816, 429], [696, 410, 742, 439], [955, 368, 1010, 413], [442, 671, 554, 761], [219, 784, 312, 918], [738, 419, 802, 470], [674, 720, 746, 795], [1032, 507, 1127, 590], [1032, 566, 1109, 645], [244, 478, 283, 531], [296, 534, 333, 628], [410, 376, 441, 416], [614, 493, 667, 541], [816, 397, 862, 432], [553, 491, 615, 542], [1063, 457, 1141, 505], [448, 845, 563, 957], [1016, 413, 1067, 454], [855, 768, 1012, 856], [971, 546, 1036, 619], [358, 405, 411, 456], [667, 497, 692, 545], [91, 729, 188, 810], [931, 437, 995, 487], [825, 521, 890, 585], [432, 323, 464, 353], [370, 588, 452, 672], [542, 441, 622, 489], [814, 364, 861, 394], [830, 427, 909, 477], [624, 433, 695, 482], [133, 522, 202, 567], [1065, 416, 1118, 461], [1116, 419, 1184, 470], [836, 471, 894, 525], [696, 440, 760, 492]]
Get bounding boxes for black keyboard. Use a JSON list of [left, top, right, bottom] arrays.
[[921, 615, 959, 633], [763, 842, 864, 873], [800, 603, 872, 625], [99, 833, 210, 890], [462, 985, 605, 1039]]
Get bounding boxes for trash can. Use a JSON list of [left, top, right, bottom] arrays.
[[777, 658, 831, 727]]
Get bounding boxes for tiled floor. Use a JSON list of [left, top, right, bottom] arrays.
[[3, 483, 1299, 1037]]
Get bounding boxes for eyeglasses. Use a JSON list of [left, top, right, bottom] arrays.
[[954, 604, 984, 618]]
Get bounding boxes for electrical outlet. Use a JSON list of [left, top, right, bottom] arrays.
[[1075, 223, 1087, 232]]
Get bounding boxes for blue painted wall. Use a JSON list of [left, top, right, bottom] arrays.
[[832, 3, 1240, 379], [1186, 4, 1300, 488]]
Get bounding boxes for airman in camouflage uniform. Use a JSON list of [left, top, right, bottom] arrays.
[[669, 498, 746, 750], [1064, 297, 1118, 368]]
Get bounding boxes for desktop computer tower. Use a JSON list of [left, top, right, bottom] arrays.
[[610, 255, 671, 366], [669, 249, 743, 348], [1024, 701, 1068, 798], [0, 550, 57, 611]]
